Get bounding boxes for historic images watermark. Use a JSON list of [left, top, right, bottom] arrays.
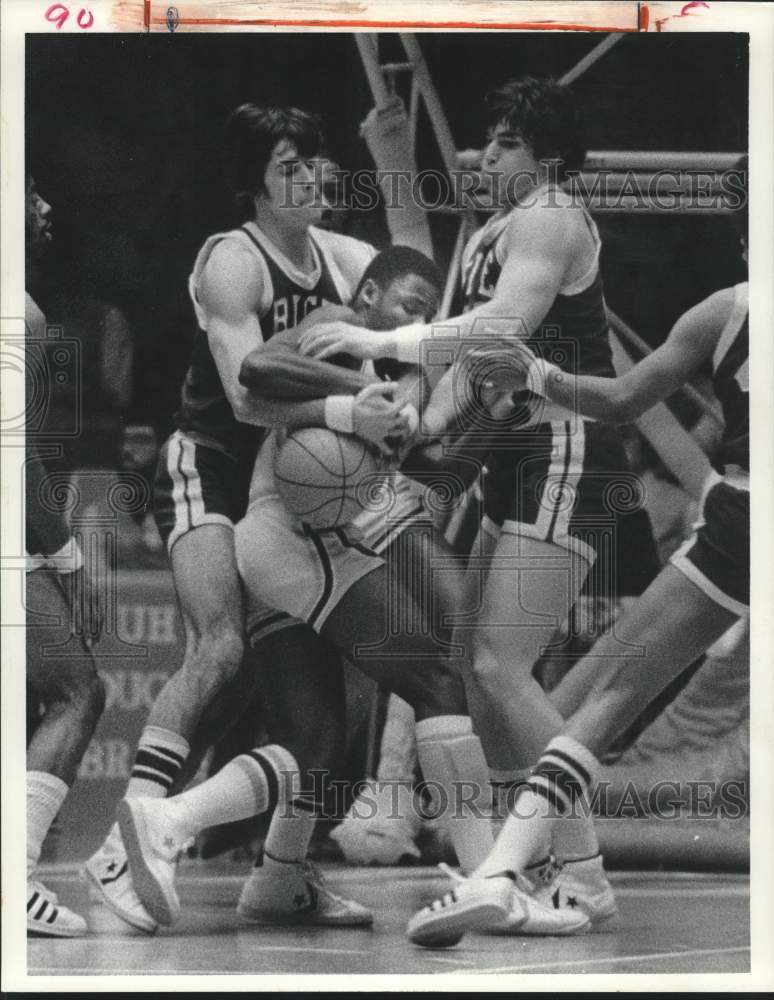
[[283, 161, 748, 215]]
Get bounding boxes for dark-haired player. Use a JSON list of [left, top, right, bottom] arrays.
[[300, 77, 657, 934], [25, 176, 105, 936], [85, 104, 401, 932], [408, 208, 751, 946]]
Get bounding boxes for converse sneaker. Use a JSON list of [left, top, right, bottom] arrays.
[[237, 851, 373, 926]]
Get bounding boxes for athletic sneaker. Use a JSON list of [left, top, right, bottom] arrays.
[[27, 880, 87, 938], [486, 880, 591, 937], [237, 851, 373, 926], [533, 853, 619, 930], [84, 831, 158, 935], [406, 866, 515, 948], [116, 796, 191, 927]]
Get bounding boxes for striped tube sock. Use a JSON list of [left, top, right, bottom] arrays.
[[475, 735, 600, 879], [127, 726, 190, 799], [163, 745, 300, 842], [542, 735, 601, 863]]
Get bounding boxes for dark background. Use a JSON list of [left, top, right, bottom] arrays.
[[26, 32, 748, 438]]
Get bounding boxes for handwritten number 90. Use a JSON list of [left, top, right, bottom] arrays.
[[45, 3, 94, 29]]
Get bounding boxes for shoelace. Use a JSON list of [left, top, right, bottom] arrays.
[[299, 861, 351, 907]]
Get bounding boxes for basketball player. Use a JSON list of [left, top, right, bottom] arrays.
[[299, 77, 649, 933], [25, 175, 105, 936], [408, 226, 751, 946], [85, 104, 403, 932], [205, 237, 500, 902]]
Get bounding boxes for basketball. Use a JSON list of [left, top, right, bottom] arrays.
[[274, 427, 381, 529]]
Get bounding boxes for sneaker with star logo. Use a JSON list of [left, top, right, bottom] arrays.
[[237, 850, 373, 926], [116, 796, 191, 927], [83, 827, 158, 934]]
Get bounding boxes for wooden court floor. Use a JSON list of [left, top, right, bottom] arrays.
[[28, 863, 749, 978]]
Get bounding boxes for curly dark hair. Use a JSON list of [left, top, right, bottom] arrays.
[[223, 103, 324, 211], [354, 244, 442, 301], [485, 76, 586, 180]]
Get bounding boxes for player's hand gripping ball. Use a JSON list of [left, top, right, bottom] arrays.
[[275, 427, 383, 530]]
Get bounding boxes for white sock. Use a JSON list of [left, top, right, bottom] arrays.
[[163, 745, 299, 842], [489, 768, 531, 822], [263, 794, 319, 865], [415, 714, 494, 873], [546, 737, 601, 863], [476, 734, 600, 878], [377, 696, 417, 781], [27, 771, 68, 875]]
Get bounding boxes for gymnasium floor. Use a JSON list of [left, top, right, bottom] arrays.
[[28, 862, 749, 978]]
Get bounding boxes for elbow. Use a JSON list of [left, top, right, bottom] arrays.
[[606, 388, 638, 424]]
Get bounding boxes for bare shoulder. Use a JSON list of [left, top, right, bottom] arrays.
[[311, 227, 376, 284], [680, 286, 736, 336], [199, 238, 264, 320], [503, 190, 577, 256]]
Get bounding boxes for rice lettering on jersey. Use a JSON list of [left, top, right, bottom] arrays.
[[175, 227, 343, 459]]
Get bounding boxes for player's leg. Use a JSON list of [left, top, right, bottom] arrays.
[[466, 527, 590, 774], [409, 486, 747, 948], [117, 743, 300, 926], [330, 517, 476, 866], [322, 561, 495, 874], [26, 568, 105, 937], [234, 612, 372, 929], [85, 435, 249, 930], [475, 565, 740, 885]]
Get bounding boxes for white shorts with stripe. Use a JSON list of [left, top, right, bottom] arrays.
[[235, 496, 384, 635]]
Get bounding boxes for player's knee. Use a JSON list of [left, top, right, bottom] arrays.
[[470, 632, 514, 689], [38, 660, 104, 718]]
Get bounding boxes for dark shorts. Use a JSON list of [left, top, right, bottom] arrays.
[[482, 419, 659, 598], [671, 474, 749, 615], [153, 431, 247, 552]]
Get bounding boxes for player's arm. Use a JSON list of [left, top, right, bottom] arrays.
[[239, 304, 375, 400], [297, 204, 568, 364], [25, 442, 74, 562], [533, 288, 734, 423], [26, 440, 102, 642], [201, 244, 356, 430]]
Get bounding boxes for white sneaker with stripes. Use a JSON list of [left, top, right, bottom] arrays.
[[84, 828, 158, 934], [27, 880, 87, 938], [238, 852, 373, 926], [406, 866, 515, 948]]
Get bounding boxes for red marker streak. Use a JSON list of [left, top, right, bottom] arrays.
[[639, 3, 650, 31], [144, 0, 151, 29], [151, 17, 636, 31], [680, 1, 709, 15]]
